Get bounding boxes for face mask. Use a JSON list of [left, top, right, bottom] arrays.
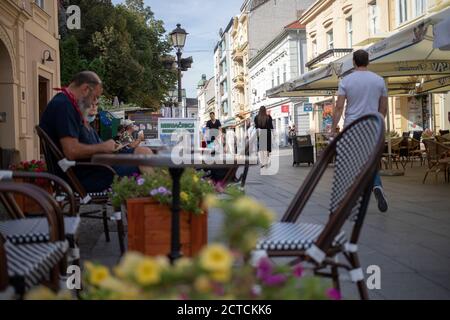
[[87, 115, 96, 123]]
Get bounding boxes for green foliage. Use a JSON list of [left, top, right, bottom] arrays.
[[59, 0, 176, 108]]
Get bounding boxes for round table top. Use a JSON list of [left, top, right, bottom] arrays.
[[92, 151, 258, 169]]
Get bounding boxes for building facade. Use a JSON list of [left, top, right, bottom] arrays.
[[300, 0, 450, 134], [197, 75, 216, 126], [0, 0, 61, 165], [245, 0, 315, 60], [230, 12, 251, 133], [248, 21, 309, 147], [213, 19, 234, 126]]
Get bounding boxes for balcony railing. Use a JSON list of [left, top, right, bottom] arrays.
[[305, 48, 353, 69]]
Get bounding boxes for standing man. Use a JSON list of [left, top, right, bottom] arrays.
[[205, 112, 222, 146], [331, 50, 389, 212]]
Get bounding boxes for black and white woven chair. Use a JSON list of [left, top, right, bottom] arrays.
[[0, 183, 69, 297], [0, 171, 80, 265], [35, 126, 125, 254], [255, 114, 385, 300]]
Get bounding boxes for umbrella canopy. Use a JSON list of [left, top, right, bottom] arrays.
[[267, 7, 450, 98]]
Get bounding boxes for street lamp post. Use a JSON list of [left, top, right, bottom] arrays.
[[170, 24, 188, 118]]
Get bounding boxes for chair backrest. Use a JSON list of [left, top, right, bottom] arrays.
[[0, 235, 8, 291], [0, 182, 65, 242], [282, 114, 385, 251], [412, 131, 423, 141], [35, 126, 88, 197], [423, 140, 450, 170], [439, 130, 450, 136]]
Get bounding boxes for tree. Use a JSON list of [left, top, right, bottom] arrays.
[[58, 0, 176, 109]]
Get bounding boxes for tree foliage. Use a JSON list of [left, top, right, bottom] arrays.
[[59, 0, 176, 110]]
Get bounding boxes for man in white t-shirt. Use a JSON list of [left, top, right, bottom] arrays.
[[331, 49, 389, 213]]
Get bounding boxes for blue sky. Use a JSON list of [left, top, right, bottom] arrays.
[[111, 0, 243, 98]]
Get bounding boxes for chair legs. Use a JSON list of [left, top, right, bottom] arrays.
[[101, 206, 110, 243], [116, 218, 125, 255], [348, 252, 369, 300], [331, 265, 341, 293]]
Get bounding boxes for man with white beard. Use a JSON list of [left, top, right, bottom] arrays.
[[39, 71, 152, 192]]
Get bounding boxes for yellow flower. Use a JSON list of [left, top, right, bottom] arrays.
[[114, 252, 144, 278], [175, 257, 193, 271], [26, 287, 58, 300], [135, 258, 161, 285], [99, 277, 140, 300], [199, 244, 234, 272], [180, 192, 189, 202], [193, 175, 200, 183], [89, 265, 110, 286], [210, 269, 232, 283], [155, 256, 170, 269], [203, 194, 218, 208], [194, 276, 212, 293]]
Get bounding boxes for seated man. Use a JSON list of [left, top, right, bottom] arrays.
[[39, 71, 152, 193]]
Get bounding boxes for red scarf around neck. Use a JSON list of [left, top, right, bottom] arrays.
[[54, 87, 86, 124]]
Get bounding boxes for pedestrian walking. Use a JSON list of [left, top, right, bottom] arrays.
[[255, 106, 274, 168], [332, 49, 389, 212]]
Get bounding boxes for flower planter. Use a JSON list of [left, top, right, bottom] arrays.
[[13, 179, 53, 215], [126, 197, 208, 257]]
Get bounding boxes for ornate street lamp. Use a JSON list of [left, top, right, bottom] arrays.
[[170, 24, 188, 118]]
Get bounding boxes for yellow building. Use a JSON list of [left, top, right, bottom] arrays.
[[300, 0, 450, 134], [0, 0, 61, 166], [231, 13, 250, 131]]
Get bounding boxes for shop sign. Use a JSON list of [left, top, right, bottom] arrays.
[[303, 103, 313, 112], [281, 105, 290, 113]]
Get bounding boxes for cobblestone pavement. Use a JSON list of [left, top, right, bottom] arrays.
[[26, 149, 450, 300]]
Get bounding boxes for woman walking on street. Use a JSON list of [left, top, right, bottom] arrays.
[[255, 106, 274, 168]]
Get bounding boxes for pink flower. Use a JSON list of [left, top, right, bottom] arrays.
[[263, 274, 287, 287], [326, 288, 342, 300], [256, 258, 273, 280], [293, 264, 303, 278]]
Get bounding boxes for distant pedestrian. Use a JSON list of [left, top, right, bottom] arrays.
[[255, 106, 274, 168], [206, 112, 222, 145], [289, 125, 297, 146], [332, 49, 389, 212]]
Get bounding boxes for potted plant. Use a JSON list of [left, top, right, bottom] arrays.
[[27, 193, 340, 300], [110, 169, 216, 257], [9, 160, 52, 215]]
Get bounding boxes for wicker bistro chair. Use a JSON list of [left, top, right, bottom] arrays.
[[0, 183, 69, 297], [255, 114, 385, 300], [423, 140, 450, 184], [0, 171, 80, 265], [35, 126, 125, 254], [408, 138, 425, 168]]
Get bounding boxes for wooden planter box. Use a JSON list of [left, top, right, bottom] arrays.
[[13, 179, 53, 215], [126, 198, 208, 257]]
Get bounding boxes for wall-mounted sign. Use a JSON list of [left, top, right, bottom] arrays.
[[128, 112, 162, 139], [303, 103, 313, 112], [281, 105, 290, 113]]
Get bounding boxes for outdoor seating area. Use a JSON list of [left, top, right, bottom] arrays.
[[0, 114, 389, 300], [379, 131, 450, 184]]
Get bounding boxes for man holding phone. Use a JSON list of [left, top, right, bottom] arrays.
[[40, 71, 153, 193]]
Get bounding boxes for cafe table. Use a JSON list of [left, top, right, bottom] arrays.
[[92, 151, 258, 263]]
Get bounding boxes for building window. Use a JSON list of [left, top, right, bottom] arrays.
[[312, 39, 317, 58], [272, 71, 275, 88], [35, 0, 44, 8], [277, 68, 280, 86], [397, 0, 408, 25], [283, 64, 287, 83], [369, 1, 379, 35], [414, 0, 427, 17], [346, 17, 353, 48], [326, 30, 334, 50]]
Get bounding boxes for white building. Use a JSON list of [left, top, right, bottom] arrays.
[[248, 21, 309, 147], [197, 75, 216, 126], [213, 19, 235, 127]]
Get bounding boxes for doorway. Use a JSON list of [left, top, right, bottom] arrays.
[[38, 76, 50, 120]]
